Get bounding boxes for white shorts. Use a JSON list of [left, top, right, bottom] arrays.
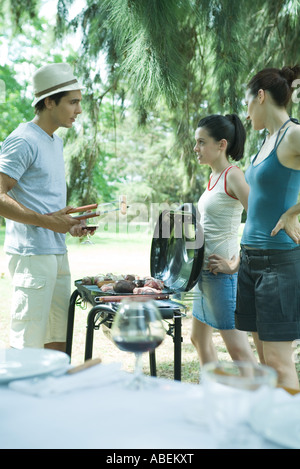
[[7, 253, 71, 348]]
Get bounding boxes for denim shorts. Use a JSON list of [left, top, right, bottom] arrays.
[[235, 246, 300, 341], [192, 270, 237, 330]]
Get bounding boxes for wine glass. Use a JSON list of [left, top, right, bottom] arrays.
[[111, 298, 166, 389], [201, 361, 277, 448], [79, 219, 98, 245]]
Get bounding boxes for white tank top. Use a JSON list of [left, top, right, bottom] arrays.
[[198, 166, 243, 269]]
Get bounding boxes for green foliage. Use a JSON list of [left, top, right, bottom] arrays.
[[54, 0, 300, 200], [205, 0, 247, 112], [63, 96, 194, 206], [1, 0, 300, 208], [103, 107, 190, 204], [2, 0, 40, 32], [0, 65, 33, 143], [103, 0, 195, 107]]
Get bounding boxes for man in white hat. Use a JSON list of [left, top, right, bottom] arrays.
[[0, 63, 88, 351]]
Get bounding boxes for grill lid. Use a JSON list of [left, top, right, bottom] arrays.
[[150, 203, 204, 292]]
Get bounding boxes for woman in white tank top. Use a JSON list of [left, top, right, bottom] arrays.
[[190, 113, 256, 370]]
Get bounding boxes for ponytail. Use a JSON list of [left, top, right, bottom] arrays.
[[197, 113, 246, 161], [247, 65, 300, 107], [279, 66, 300, 86], [224, 114, 246, 161]]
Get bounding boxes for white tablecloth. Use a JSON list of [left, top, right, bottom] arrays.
[[0, 363, 299, 450]]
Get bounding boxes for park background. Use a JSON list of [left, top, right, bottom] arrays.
[[0, 0, 300, 381]]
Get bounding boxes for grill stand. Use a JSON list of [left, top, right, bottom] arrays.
[[66, 288, 184, 381]]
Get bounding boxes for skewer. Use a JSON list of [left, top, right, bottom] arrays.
[[68, 195, 127, 220], [119, 195, 127, 215], [95, 293, 170, 303], [72, 210, 101, 221], [67, 204, 98, 213]]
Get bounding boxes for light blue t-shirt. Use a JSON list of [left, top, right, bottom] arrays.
[[0, 122, 67, 255]]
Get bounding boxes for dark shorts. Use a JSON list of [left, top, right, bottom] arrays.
[[235, 246, 300, 341]]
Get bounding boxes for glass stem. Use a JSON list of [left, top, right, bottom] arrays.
[[134, 353, 143, 379]]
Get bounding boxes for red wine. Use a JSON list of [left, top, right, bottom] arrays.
[[114, 337, 163, 353]]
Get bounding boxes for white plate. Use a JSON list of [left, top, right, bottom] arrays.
[[0, 348, 70, 383], [250, 400, 300, 449]]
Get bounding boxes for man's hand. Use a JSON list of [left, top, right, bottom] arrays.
[[43, 206, 81, 233], [69, 223, 97, 238]]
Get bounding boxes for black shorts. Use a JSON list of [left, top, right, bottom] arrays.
[[235, 246, 300, 341]]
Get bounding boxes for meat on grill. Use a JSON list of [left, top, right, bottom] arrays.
[[81, 273, 164, 294], [144, 278, 164, 290], [113, 280, 136, 293], [124, 274, 135, 282], [100, 283, 115, 292]]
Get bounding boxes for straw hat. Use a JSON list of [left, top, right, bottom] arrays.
[[32, 63, 83, 107]]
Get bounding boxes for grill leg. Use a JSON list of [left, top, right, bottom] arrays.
[[174, 315, 182, 381], [149, 351, 157, 376], [84, 305, 116, 361], [84, 306, 100, 360], [66, 289, 80, 358]]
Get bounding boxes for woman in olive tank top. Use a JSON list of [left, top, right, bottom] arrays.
[[237, 65, 300, 389]]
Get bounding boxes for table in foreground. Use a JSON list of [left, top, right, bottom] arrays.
[[0, 363, 298, 450]]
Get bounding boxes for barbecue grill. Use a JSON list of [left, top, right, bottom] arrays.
[[66, 203, 204, 380]]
